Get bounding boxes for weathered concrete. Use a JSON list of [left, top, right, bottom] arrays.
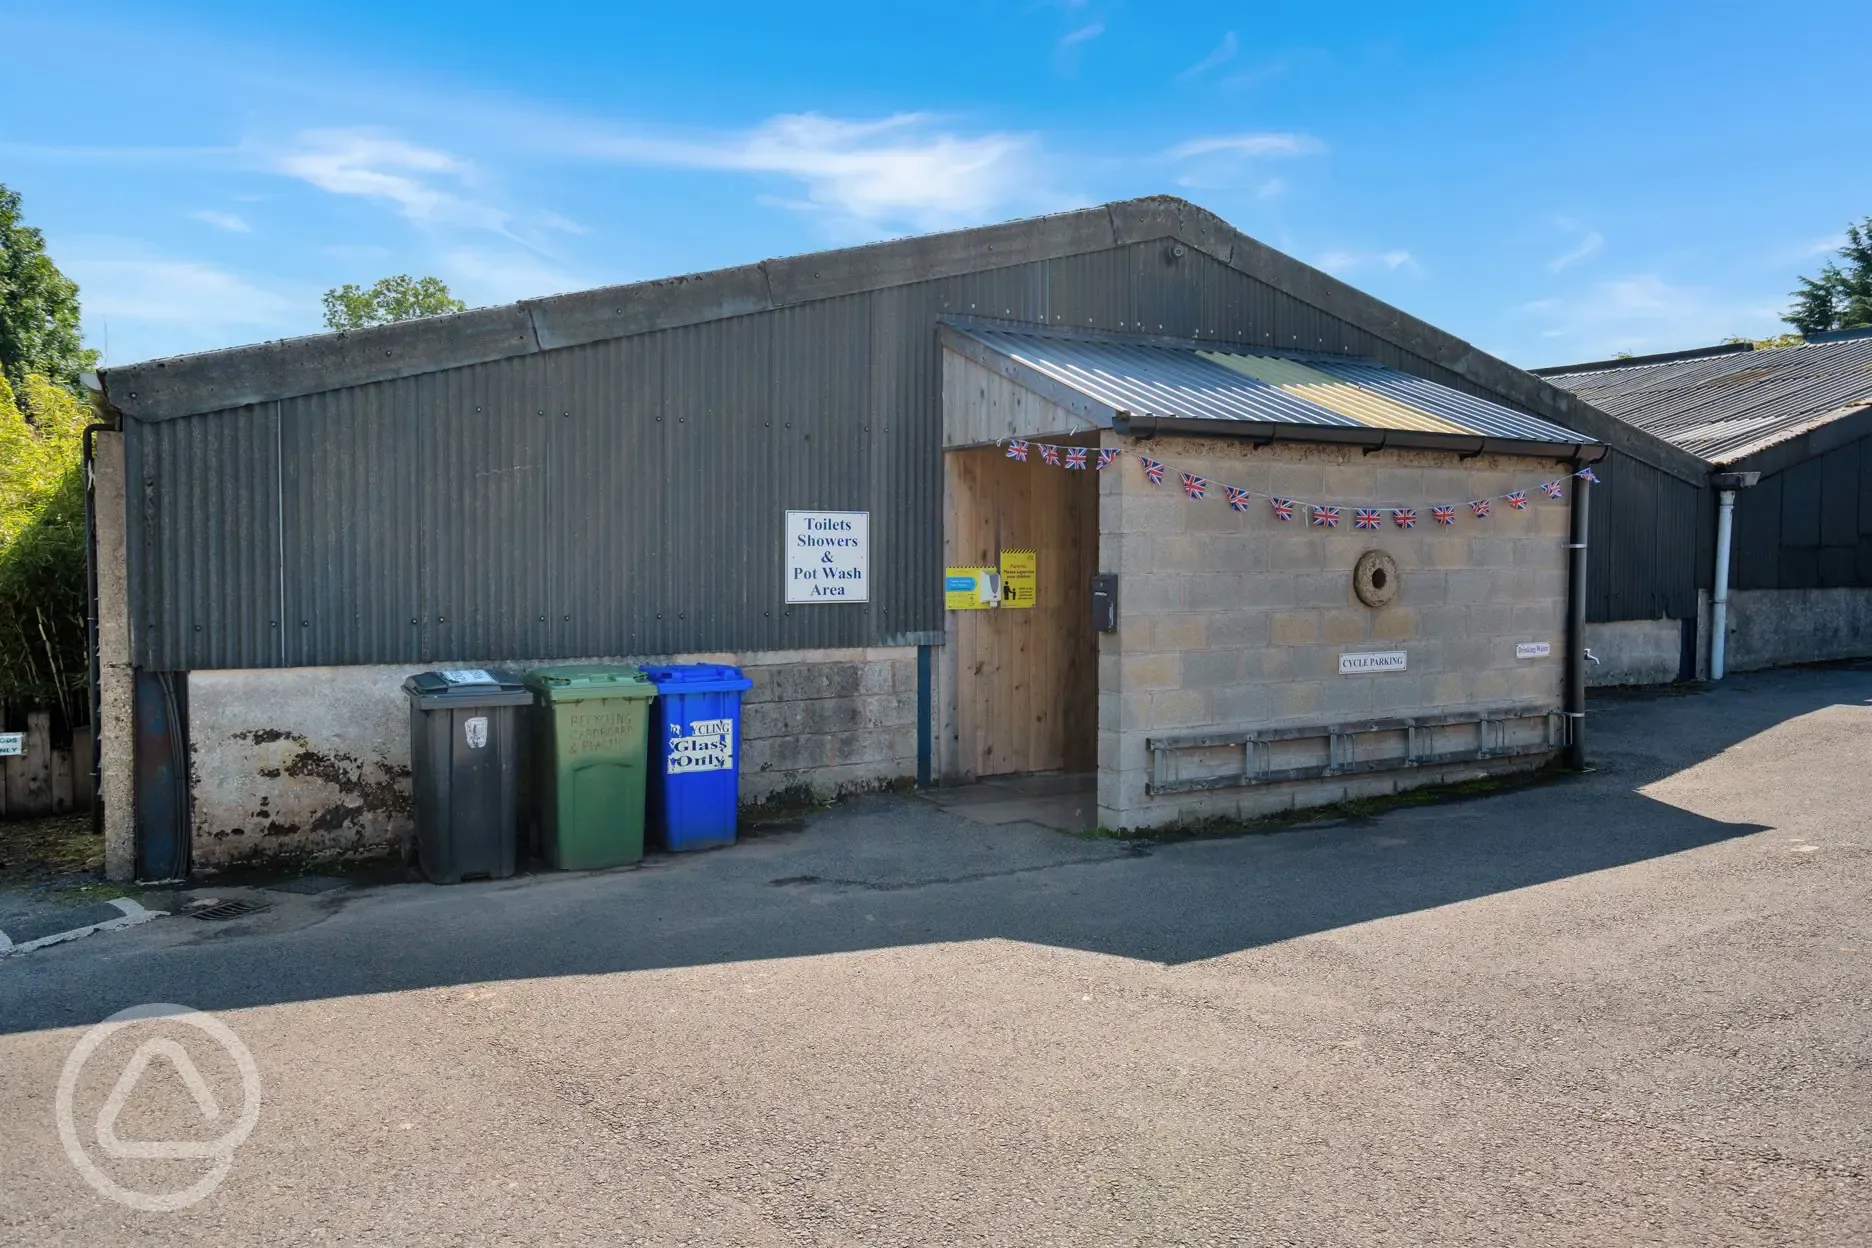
[[186, 647, 917, 867], [1099, 435, 1572, 829], [1725, 586, 1872, 672], [92, 431, 135, 882], [1585, 617, 1685, 687]]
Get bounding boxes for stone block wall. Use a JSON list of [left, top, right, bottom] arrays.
[[187, 646, 917, 867], [1098, 435, 1572, 829]]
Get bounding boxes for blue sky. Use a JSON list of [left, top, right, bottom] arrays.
[[4, 1, 1869, 370]]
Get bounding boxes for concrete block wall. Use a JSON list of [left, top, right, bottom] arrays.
[[187, 646, 917, 868], [1725, 587, 1872, 672], [1098, 435, 1572, 829], [1584, 618, 1684, 687]]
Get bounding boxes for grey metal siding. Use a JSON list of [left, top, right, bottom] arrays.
[[1733, 432, 1872, 592], [129, 240, 1684, 668], [1585, 449, 1706, 622]]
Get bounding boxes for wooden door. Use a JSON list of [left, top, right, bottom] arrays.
[[945, 445, 1099, 779]]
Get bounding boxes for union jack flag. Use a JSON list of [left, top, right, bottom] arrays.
[[1432, 505, 1456, 526], [1065, 447, 1088, 470], [1541, 480, 1564, 500], [1095, 448, 1120, 471], [1225, 485, 1252, 512], [1180, 472, 1208, 500], [1311, 505, 1341, 529], [1006, 439, 1029, 461], [1506, 490, 1528, 510], [1354, 508, 1383, 530], [1270, 497, 1296, 522], [1040, 443, 1061, 466], [1393, 507, 1417, 529], [1575, 467, 1599, 483], [1470, 499, 1492, 518], [1141, 456, 1165, 484]]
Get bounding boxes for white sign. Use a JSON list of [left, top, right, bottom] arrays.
[[785, 510, 869, 603], [0, 732, 22, 757], [668, 717, 734, 773], [463, 716, 489, 749], [1339, 651, 1408, 675], [439, 669, 496, 685], [1516, 642, 1553, 660]]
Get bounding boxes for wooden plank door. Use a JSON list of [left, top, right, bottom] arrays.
[[945, 446, 1098, 779]]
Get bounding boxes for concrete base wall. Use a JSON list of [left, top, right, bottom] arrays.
[[1726, 587, 1872, 672], [1584, 618, 1683, 687], [1098, 435, 1570, 831], [187, 647, 917, 868]]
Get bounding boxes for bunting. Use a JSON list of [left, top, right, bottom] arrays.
[[989, 437, 1602, 530]]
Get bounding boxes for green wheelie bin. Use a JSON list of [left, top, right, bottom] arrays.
[[524, 665, 657, 870]]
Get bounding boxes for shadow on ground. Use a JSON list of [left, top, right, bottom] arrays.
[[3, 664, 1867, 1036]]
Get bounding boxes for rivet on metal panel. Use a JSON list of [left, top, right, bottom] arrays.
[[562, 614, 569, 621]]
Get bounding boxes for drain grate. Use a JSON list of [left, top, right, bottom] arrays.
[[191, 899, 269, 922]]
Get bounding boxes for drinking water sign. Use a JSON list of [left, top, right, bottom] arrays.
[[785, 511, 869, 603]]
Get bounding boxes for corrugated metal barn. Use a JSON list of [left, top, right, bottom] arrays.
[[1540, 329, 1872, 682], [87, 195, 1699, 879]]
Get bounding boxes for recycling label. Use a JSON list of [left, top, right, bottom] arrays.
[[668, 717, 734, 773]]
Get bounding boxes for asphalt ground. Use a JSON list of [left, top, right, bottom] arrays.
[[0, 665, 1867, 1245]]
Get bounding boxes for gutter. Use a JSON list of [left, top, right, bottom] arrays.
[[1708, 471, 1761, 681], [1113, 412, 1609, 465]]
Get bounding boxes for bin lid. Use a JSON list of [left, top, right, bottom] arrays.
[[403, 669, 533, 708], [640, 663, 753, 694], [524, 664, 657, 702]]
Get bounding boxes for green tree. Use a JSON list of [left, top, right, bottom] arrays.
[[0, 372, 89, 547], [322, 275, 466, 330], [0, 373, 88, 704], [0, 183, 98, 394], [1784, 218, 1872, 335]]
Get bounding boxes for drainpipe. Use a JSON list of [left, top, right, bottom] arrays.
[[1708, 471, 1760, 681], [1563, 463, 1595, 770]]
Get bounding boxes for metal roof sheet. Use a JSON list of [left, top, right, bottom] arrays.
[[957, 326, 1592, 445], [1540, 334, 1872, 463]]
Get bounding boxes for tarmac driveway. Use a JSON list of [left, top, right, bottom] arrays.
[[0, 666, 1868, 1245]]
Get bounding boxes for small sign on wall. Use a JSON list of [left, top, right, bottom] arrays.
[[1340, 651, 1408, 675], [0, 732, 22, 757], [786, 510, 869, 603], [1516, 642, 1553, 659], [999, 548, 1037, 609], [945, 567, 1000, 610]]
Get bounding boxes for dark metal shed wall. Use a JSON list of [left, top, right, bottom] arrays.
[[125, 242, 1685, 670], [1732, 432, 1872, 590]]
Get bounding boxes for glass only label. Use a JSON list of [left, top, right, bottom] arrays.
[[667, 717, 734, 774], [563, 703, 642, 759]]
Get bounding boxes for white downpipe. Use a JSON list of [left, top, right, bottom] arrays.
[[1711, 488, 1737, 681]]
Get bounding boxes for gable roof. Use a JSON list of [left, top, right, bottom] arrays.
[[944, 323, 1595, 458], [94, 195, 1706, 482], [1538, 331, 1872, 464]]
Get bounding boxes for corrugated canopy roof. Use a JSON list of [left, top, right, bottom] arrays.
[[1539, 333, 1872, 464], [953, 325, 1593, 447]]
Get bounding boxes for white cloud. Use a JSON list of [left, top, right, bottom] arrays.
[[439, 247, 585, 306], [65, 253, 298, 333], [534, 209, 589, 236], [1547, 229, 1604, 273], [1317, 249, 1418, 277], [1166, 133, 1323, 160], [1058, 21, 1103, 48], [573, 113, 1063, 232], [1177, 32, 1239, 81], [266, 128, 510, 232], [1256, 177, 1287, 200], [191, 209, 250, 233], [1519, 274, 1784, 359]]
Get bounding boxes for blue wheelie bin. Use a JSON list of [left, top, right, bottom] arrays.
[[642, 663, 753, 852]]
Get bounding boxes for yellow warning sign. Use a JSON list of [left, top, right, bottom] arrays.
[[999, 548, 1037, 609], [944, 567, 1000, 610]]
